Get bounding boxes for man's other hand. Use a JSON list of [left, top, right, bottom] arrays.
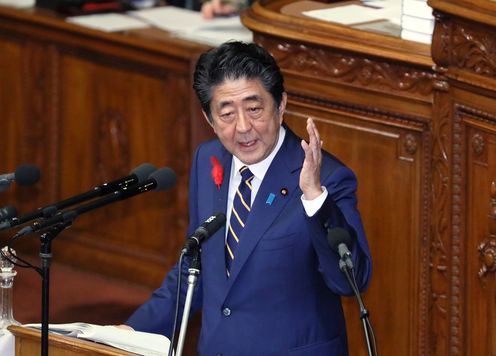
[[201, 0, 239, 18]]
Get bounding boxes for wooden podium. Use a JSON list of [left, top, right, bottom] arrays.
[[8, 325, 137, 356]]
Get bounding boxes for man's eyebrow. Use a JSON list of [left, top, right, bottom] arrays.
[[218, 95, 263, 109], [218, 100, 234, 110], [243, 95, 263, 103]]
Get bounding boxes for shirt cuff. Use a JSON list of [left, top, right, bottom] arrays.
[[301, 187, 328, 217]]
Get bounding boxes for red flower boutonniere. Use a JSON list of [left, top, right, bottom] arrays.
[[210, 156, 223, 189]]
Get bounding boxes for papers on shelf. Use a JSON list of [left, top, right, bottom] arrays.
[[0, 0, 34, 8], [303, 2, 401, 26], [128, 6, 252, 46], [66, 13, 150, 32], [303, 4, 387, 25], [24, 322, 171, 356], [65, 6, 252, 46]]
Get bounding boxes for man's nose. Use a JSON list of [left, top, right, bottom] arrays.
[[236, 111, 251, 132]]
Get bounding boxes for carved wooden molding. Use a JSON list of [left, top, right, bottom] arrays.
[[430, 75, 452, 355], [404, 133, 418, 154], [478, 182, 496, 278], [432, 11, 452, 68], [432, 13, 496, 80], [288, 91, 427, 131], [471, 132, 485, 156], [418, 127, 433, 356], [452, 22, 496, 77], [449, 98, 466, 356], [478, 237, 496, 276], [257, 37, 434, 99], [457, 104, 496, 126]]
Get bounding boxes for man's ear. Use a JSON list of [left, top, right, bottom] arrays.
[[278, 93, 287, 124]]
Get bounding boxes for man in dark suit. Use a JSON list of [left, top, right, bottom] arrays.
[[125, 41, 372, 355]]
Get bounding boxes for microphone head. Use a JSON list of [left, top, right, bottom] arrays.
[[0, 205, 17, 221], [204, 212, 226, 235], [149, 167, 177, 191], [130, 163, 157, 183], [15, 164, 40, 186], [327, 227, 352, 253]]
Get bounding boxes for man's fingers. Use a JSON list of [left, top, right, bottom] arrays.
[[301, 139, 312, 160], [212, 0, 223, 13], [301, 139, 317, 169], [201, 2, 214, 18], [306, 117, 322, 163], [202, 0, 237, 18]]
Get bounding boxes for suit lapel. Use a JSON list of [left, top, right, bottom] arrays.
[[202, 148, 232, 289]]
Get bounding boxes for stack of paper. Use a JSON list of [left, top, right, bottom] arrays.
[[302, 1, 402, 36], [400, 0, 434, 44], [0, 0, 34, 8], [67, 13, 149, 32]]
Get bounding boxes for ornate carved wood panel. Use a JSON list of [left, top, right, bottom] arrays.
[[429, 2, 496, 353], [465, 112, 496, 356]]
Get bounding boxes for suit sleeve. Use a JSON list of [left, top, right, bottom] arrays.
[[126, 147, 204, 337], [307, 165, 372, 296]]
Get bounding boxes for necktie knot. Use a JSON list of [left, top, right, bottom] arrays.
[[239, 166, 254, 184]]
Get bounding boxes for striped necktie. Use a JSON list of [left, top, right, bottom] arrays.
[[225, 166, 254, 277]]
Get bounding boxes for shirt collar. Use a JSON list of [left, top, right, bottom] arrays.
[[232, 125, 286, 181]]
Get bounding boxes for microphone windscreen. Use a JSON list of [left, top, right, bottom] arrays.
[[205, 212, 226, 235], [15, 164, 40, 186], [327, 227, 352, 253], [0, 205, 17, 220], [130, 163, 156, 183], [150, 167, 177, 191]]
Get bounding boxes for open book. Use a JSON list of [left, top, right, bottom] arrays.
[[24, 322, 171, 356]]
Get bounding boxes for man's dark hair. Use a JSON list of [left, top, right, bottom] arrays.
[[193, 41, 285, 122]]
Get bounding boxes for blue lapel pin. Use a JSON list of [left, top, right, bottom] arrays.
[[266, 193, 276, 205]]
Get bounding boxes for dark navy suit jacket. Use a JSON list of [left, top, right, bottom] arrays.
[[127, 127, 372, 355]]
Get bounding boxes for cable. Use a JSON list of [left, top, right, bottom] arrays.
[[168, 251, 185, 356], [3, 232, 41, 273]]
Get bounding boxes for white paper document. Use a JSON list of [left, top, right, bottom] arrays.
[[129, 6, 252, 46], [303, 4, 391, 25], [0, 0, 34, 8], [24, 322, 171, 356], [66, 13, 150, 32]]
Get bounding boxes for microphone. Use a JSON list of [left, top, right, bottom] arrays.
[[16, 167, 177, 237], [182, 212, 226, 255], [327, 227, 354, 270], [0, 162, 156, 231], [0, 164, 40, 192], [0, 206, 17, 221], [328, 227, 377, 355]]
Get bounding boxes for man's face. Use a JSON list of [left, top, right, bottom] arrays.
[[205, 78, 287, 165]]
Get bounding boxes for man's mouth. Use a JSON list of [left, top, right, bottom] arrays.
[[239, 140, 257, 148]]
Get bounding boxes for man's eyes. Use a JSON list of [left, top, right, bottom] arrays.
[[217, 106, 263, 121], [220, 112, 235, 120]]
